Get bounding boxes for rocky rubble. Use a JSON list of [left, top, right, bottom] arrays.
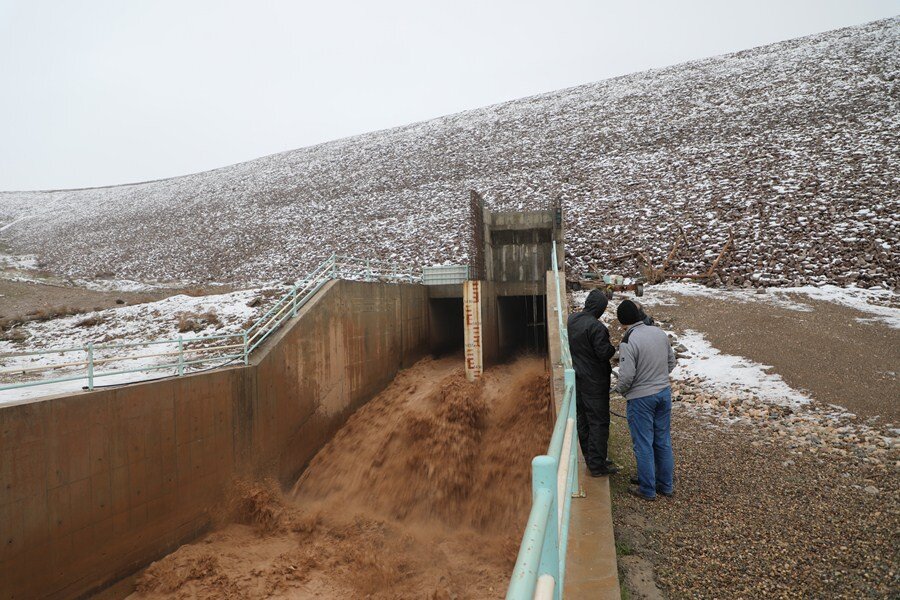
[[610, 377, 900, 599], [0, 18, 898, 289], [671, 378, 899, 470]]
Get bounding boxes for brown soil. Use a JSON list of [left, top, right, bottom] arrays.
[[0, 279, 234, 322], [650, 293, 900, 422], [129, 355, 552, 599]]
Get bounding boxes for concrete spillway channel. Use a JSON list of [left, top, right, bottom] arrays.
[[0, 276, 555, 598], [0, 206, 619, 598]]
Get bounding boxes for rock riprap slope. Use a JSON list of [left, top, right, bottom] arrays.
[[1, 18, 897, 288]]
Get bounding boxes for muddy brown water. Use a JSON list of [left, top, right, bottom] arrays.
[[129, 355, 552, 599]]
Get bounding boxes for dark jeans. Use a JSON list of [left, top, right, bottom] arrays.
[[575, 381, 610, 474], [626, 387, 675, 498]]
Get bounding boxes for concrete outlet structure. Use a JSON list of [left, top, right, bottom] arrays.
[[0, 202, 620, 600]]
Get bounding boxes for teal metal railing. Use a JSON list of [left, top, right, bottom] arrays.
[[506, 241, 579, 600], [0, 253, 421, 394]]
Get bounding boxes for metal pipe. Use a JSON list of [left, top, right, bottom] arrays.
[[0, 373, 92, 391], [558, 422, 578, 592], [506, 488, 554, 599], [534, 456, 560, 600], [14, 342, 245, 371], [86, 343, 94, 391], [177, 336, 184, 377], [557, 418, 574, 529], [89, 354, 243, 380], [533, 575, 556, 600], [547, 385, 574, 459]]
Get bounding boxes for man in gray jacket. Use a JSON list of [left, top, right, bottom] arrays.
[[616, 299, 677, 500]]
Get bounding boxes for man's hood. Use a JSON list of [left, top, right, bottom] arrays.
[[583, 289, 608, 318]]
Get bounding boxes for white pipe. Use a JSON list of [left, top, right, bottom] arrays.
[[557, 417, 575, 530], [533, 574, 556, 600]]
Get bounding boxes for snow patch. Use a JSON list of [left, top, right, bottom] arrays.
[[0, 287, 279, 404], [641, 282, 900, 329], [673, 329, 812, 408], [0, 253, 40, 271]]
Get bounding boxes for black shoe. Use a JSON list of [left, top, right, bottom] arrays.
[[589, 464, 620, 477], [628, 487, 656, 501], [629, 477, 674, 497]]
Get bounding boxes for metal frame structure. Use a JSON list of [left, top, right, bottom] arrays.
[[506, 241, 579, 600], [0, 254, 422, 394]]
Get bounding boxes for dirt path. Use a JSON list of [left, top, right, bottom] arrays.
[[647, 293, 900, 422], [129, 355, 552, 599], [0, 279, 233, 320]]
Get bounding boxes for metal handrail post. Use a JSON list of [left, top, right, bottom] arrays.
[[177, 336, 184, 376], [242, 331, 249, 365], [534, 455, 561, 600], [290, 286, 298, 317], [86, 342, 94, 391], [564, 368, 578, 494]]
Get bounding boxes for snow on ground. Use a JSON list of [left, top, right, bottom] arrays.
[[73, 278, 183, 293], [0, 253, 39, 271], [574, 283, 897, 416], [0, 287, 280, 404], [0, 18, 897, 289], [672, 329, 811, 409], [0, 251, 194, 292], [640, 282, 900, 329], [579, 288, 813, 409]]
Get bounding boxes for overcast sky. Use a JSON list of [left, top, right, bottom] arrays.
[[1, 1, 897, 191]]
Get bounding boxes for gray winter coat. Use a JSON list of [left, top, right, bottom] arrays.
[[616, 323, 676, 400]]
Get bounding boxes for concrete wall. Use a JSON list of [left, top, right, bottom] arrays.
[[483, 209, 561, 284], [546, 270, 568, 411], [0, 280, 429, 600]]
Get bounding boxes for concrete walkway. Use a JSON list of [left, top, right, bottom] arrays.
[[564, 463, 620, 599]]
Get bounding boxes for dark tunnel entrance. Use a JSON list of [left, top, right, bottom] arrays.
[[498, 295, 547, 360], [429, 297, 464, 356]]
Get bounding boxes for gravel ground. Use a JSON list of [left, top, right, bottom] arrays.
[[647, 293, 900, 422], [608, 388, 899, 599]]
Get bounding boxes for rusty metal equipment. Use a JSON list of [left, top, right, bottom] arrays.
[[664, 229, 734, 280], [571, 269, 644, 298]]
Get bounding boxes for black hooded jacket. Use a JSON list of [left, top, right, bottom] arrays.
[[567, 289, 616, 392]]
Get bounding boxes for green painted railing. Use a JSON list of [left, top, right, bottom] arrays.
[[0, 254, 421, 395], [507, 241, 579, 600]]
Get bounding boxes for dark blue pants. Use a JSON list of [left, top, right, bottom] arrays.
[[626, 387, 674, 498], [575, 381, 610, 474]]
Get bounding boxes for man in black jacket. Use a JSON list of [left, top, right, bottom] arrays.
[[567, 289, 619, 476]]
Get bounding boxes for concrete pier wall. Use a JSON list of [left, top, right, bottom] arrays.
[[0, 280, 429, 600]]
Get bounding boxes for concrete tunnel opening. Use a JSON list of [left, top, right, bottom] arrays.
[[497, 294, 548, 360], [428, 297, 465, 356]]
